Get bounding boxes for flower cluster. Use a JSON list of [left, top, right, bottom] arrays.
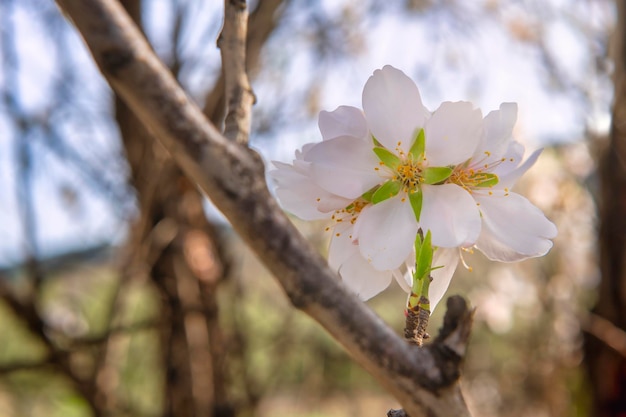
[[271, 65, 557, 310]]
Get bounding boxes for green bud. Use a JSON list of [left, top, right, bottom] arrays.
[[415, 230, 433, 283]]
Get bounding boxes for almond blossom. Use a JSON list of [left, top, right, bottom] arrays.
[[271, 65, 556, 311], [447, 102, 558, 262]]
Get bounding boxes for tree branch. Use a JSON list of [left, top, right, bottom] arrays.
[[583, 313, 626, 358], [218, 0, 255, 144], [53, 1, 472, 415], [203, 0, 285, 125]]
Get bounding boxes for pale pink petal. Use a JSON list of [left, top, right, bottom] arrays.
[[319, 106, 368, 141], [420, 184, 482, 248], [475, 192, 557, 261], [354, 196, 419, 271], [476, 103, 517, 161], [491, 141, 525, 178], [424, 101, 482, 166], [304, 136, 382, 199], [429, 247, 460, 312], [338, 252, 393, 300], [362, 65, 429, 153]]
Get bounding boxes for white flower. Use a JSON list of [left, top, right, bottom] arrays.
[[271, 65, 557, 309], [447, 103, 558, 262], [271, 107, 413, 300], [304, 66, 483, 271]]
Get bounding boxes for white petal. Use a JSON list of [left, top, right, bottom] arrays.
[[362, 65, 429, 153], [429, 247, 460, 312], [338, 252, 393, 300], [420, 184, 482, 248], [477, 103, 517, 161], [497, 147, 542, 190], [319, 106, 368, 140], [328, 222, 357, 272], [297, 143, 316, 160], [475, 192, 557, 261], [354, 196, 419, 271], [304, 136, 382, 199], [392, 264, 413, 293], [424, 101, 482, 166], [270, 162, 351, 220]]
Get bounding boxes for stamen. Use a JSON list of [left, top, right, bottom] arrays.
[[459, 249, 473, 272]]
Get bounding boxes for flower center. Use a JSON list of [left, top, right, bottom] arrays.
[[448, 152, 506, 191], [394, 159, 423, 192], [327, 198, 368, 231]]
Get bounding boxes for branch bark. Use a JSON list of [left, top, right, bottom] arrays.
[[203, 0, 284, 125], [54, 1, 473, 415], [219, 0, 255, 144]]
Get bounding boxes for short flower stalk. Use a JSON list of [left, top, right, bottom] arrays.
[[405, 229, 436, 346]]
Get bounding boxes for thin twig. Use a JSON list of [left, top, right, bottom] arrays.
[[218, 0, 255, 145], [582, 313, 626, 358]]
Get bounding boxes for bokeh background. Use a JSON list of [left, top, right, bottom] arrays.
[[0, 0, 621, 416]]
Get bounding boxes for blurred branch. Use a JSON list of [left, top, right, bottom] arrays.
[[0, 281, 102, 416], [54, 0, 473, 415], [583, 313, 626, 358], [218, 0, 255, 145], [584, 2, 626, 415], [1, 0, 44, 288], [0, 318, 161, 374]]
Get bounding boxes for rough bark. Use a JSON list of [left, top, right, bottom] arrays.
[[54, 0, 474, 415]]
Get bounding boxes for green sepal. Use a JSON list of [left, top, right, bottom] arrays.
[[373, 147, 401, 170], [361, 186, 379, 202], [408, 189, 423, 221], [372, 136, 382, 147], [408, 128, 425, 160], [372, 180, 402, 204], [423, 166, 453, 184], [471, 172, 499, 188]]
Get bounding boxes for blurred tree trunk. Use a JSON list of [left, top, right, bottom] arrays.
[[585, 1, 626, 416], [110, 1, 233, 417]]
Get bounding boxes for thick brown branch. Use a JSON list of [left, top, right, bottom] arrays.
[[218, 0, 255, 144], [53, 1, 472, 415]]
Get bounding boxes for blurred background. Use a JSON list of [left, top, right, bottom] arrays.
[[0, 0, 622, 416]]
